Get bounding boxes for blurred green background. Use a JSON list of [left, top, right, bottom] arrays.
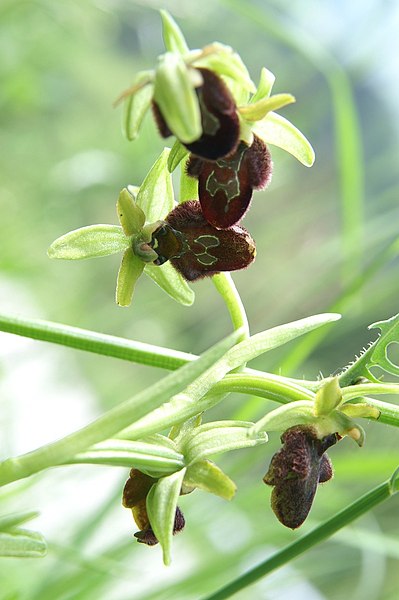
[[0, 0, 398, 598]]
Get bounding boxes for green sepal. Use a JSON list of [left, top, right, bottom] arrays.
[[123, 71, 154, 141], [239, 93, 295, 122], [48, 225, 130, 260], [0, 529, 47, 558], [190, 43, 255, 93], [252, 401, 315, 434], [167, 140, 189, 173], [249, 67, 275, 103], [116, 248, 145, 307], [340, 402, 380, 420], [160, 10, 189, 55], [0, 511, 39, 532], [184, 459, 236, 500], [154, 52, 202, 144], [182, 421, 268, 465], [116, 188, 145, 235], [253, 111, 315, 167], [314, 377, 343, 416], [145, 262, 194, 306], [146, 468, 186, 565], [69, 438, 184, 477], [136, 148, 175, 221]]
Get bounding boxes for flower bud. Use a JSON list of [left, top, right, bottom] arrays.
[[187, 135, 272, 228], [263, 426, 339, 529]]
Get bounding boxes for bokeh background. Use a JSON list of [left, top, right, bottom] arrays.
[[0, 0, 398, 598]]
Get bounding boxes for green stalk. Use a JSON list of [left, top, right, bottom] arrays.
[[212, 273, 250, 341], [0, 330, 240, 487], [202, 469, 399, 600]]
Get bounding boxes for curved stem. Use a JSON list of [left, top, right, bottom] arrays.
[[212, 273, 249, 342]]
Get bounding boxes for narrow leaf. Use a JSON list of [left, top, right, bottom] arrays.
[[184, 460, 236, 500], [239, 93, 295, 121], [146, 468, 186, 565], [368, 314, 399, 377], [0, 511, 39, 532], [249, 67, 275, 103], [123, 72, 154, 141], [0, 529, 47, 558], [116, 188, 145, 235], [160, 10, 189, 55], [145, 262, 194, 306], [136, 148, 175, 222], [167, 140, 189, 173], [154, 52, 202, 143], [253, 111, 315, 166], [48, 225, 129, 260]]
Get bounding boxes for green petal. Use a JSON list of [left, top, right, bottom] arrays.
[[253, 111, 315, 167], [116, 188, 145, 235], [191, 43, 255, 93], [184, 460, 236, 500], [123, 71, 154, 141], [160, 10, 189, 55], [340, 402, 380, 420], [314, 377, 343, 416], [250, 67, 275, 103], [154, 52, 202, 144], [167, 140, 189, 173], [116, 248, 145, 307], [48, 225, 129, 260], [239, 93, 295, 122], [136, 148, 175, 221], [146, 468, 186, 565], [145, 262, 194, 306]]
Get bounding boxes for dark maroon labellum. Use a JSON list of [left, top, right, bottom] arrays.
[[187, 135, 272, 229], [149, 200, 256, 281], [263, 426, 339, 529], [152, 68, 240, 160]]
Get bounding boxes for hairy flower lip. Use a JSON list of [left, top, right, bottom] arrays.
[[263, 425, 339, 529], [187, 135, 272, 229]]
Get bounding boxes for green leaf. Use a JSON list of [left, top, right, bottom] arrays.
[[249, 67, 275, 103], [146, 468, 186, 565], [368, 314, 399, 377], [122, 71, 154, 141], [116, 248, 145, 307], [239, 93, 295, 121], [145, 262, 194, 306], [184, 460, 236, 500], [136, 148, 175, 222], [182, 422, 267, 464], [47, 225, 130, 260], [191, 43, 255, 93], [314, 377, 343, 416], [167, 139, 189, 173], [154, 52, 202, 143], [253, 111, 315, 166], [160, 10, 189, 55], [0, 511, 39, 532], [116, 188, 145, 235], [0, 529, 47, 558], [68, 439, 184, 477]]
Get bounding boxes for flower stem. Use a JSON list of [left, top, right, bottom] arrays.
[[202, 469, 399, 600], [212, 273, 249, 342]]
